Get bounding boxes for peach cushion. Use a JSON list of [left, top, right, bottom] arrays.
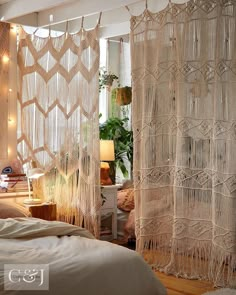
[[117, 189, 134, 212]]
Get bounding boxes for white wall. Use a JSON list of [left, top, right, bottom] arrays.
[[0, 24, 17, 172]]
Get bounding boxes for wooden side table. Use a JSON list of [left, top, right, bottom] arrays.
[[25, 202, 57, 221]]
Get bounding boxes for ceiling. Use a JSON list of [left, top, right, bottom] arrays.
[[0, 0, 186, 38], [0, 0, 11, 4]]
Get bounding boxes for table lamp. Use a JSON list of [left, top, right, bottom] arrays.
[[100, 140, 115, 185], [24, 168, 44, 205]]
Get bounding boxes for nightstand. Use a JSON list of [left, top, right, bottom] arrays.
[[100, 184, 121, 241], [25, 202, 57, 221]]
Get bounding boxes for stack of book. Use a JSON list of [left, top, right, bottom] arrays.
[[0, 174, 29, 193]]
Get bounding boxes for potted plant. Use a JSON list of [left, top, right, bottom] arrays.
[[99, 68, 119, 92], [99, 117, 133, 184], [112, 86, 132, 106]]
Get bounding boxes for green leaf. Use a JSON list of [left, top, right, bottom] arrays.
[[99, 116, 133, 178]]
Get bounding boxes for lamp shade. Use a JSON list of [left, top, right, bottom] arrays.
[[100, 140, 115, 161], [27, 168, 44, 179]]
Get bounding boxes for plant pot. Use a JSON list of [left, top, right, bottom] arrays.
[[99, 71, 119, 92], [104, 76, 114, 88], [113, 86, 132, 106]]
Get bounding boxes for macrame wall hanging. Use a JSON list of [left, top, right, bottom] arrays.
[[17, 17, 101, 237], [130, 0, 236, 287]]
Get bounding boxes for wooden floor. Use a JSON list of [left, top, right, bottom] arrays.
[[112, 240, 216, 295], [155, 271, 216, 295]]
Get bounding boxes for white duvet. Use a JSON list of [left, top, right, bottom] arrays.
[[0, 218, 166, 295]]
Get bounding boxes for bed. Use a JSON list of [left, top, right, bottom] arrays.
[[0, 216, 166, 295]]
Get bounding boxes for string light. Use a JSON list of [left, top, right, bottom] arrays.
[[2, 54, 9, 63], [49, 14, 54, 22], [8, 88, 14, 124], [10, 25, 17, 33]]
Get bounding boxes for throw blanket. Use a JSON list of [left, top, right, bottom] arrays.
[[0, 217, 94, 239], [0, 218, 166, 295]]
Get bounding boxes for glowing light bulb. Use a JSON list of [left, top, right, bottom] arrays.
[[8, 118, 15, 124], [2, 55, 10, 63], [11, 25, 17, 33], [9, 88, 13, 92]]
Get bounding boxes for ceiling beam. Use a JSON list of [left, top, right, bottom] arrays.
[[0, 0, 144, 38], [0, 0, 184, 38], [44, 6, 132, 34], [9, 13, 38, 27], [37, 0, 143, 27], [0, 0, 143, 25], [0, 0, 186, 27], [0, 0, 76, 21]]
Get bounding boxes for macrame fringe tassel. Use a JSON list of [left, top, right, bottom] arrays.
[[137, 236, 236, 287], [209, 245, 236, 288], [44, 170, 100, 238], [136, 234, 172, 272]]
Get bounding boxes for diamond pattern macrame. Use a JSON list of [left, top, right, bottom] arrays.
[[131, 0, 236, 287], [17, 26, 100, 237]]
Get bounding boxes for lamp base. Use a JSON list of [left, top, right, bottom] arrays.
[[23, 198, 42, 205], [100, 167, 113, 185], [101, 177, 112, 185]]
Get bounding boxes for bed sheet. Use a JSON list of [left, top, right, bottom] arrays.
[[0, 218, 166, 295]]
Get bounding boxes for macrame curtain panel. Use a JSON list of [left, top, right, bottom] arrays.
[[0, 21, 10, 59], [17, 26, 101, 237], [0, 22, 10, 159], [131, 0, 236, 286]]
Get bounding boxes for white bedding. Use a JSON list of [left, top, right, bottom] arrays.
[[0, 218, 166, 295]]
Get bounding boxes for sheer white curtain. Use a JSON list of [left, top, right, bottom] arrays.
[[17, 25, 100, 237], [131, 0, 236, 286]]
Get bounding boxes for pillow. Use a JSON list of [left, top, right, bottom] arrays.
[[0, 201, 31, 218], [121, 180, 133, 190], [117, 188, 134, 212]]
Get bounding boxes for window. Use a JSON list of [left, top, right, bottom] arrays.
[[99, 38, 108, 123]]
